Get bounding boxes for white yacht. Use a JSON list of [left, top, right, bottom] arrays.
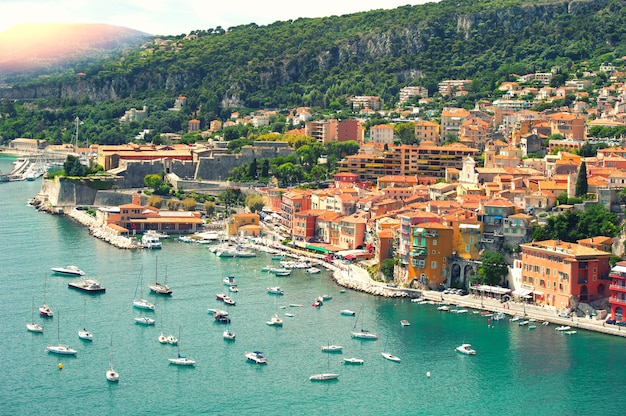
[[455, 343, 476, 355], [50, 265, 85, 276]]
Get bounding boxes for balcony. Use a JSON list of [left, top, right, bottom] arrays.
[[610, 284, 626, 293], [410, 249, 427, 257], [609, 297, 626, 308]]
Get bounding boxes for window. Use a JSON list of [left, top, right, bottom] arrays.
[[465, 244, 470, 252], [470, 236, 474, 244], [431, 261, 438, 269], [433, 240, 437, 246]]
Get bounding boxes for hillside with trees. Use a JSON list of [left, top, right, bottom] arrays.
[[0, 0, 625, 144]]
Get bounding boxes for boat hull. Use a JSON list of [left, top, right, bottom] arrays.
[[310, 373, 339, 381], [46, 344, 77, 355]]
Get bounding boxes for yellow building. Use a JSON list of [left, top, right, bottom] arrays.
[[227, 213, 260, 236], [406, 222, 454, 288]]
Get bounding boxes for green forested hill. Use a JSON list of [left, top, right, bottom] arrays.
[[0, 0, 625, 143]]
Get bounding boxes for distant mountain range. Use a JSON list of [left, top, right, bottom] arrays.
[[0, 23, 150, 77]]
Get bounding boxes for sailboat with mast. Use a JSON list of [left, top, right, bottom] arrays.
[[310, 342, 339, 381], [168, 327, 195, 366], [148, 258, 172, 296], [351, 307, 378, 340], [106, 336, 119, 382], [78, 299, 93, 341], [46, 311, 77, 355], [133, 268, 155, 311], [39, 274, 54, 317], [381, 337, 401, 362], [26, 296, 43, 333]]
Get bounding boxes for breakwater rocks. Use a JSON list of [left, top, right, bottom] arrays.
[[67, 208, 142, 249], [331, 268, 408, 298]]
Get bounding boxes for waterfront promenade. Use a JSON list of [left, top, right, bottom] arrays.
[[45, 204, 626, 338]]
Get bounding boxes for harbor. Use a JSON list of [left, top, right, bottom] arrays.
[[2, 154, 626, 415]]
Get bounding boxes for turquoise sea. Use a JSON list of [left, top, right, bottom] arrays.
[[1, 153, 625, 415]]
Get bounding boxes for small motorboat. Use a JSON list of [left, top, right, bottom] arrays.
[[455, 343, 476, 355], [245, 351, 268, 364], [223, 329, 236, 340], [564, 330, 577, 335], [167, 335, 179, 345], [340, 309, 356, 316], [267, 287, 284, 295], [229, 285, 239, 293], [305, 267, 321, 274], [542, 321, 550, 326], [285, 313, 294, 317], [400, 320, 411, 327], [555, 325, 572, 331], [510, 316, 522, 322], [343, 357, 364, 365]]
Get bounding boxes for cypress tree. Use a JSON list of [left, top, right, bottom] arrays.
[[575, 161, 588, 197]]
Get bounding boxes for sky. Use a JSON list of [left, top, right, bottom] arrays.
[[0, 0, 436, 35]]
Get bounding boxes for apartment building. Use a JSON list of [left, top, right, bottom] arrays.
[[609, 261, 626, 321], [406, 222, 454, 288], [399, 86, 428, 103], [336, 142, 478, 182], [548, 112, 586, 140], [520, 240, 611, 310], [305, 119, 338, 143], [369, 124, 395, 145], [414, 120, 441, 143], [441, 107, 470, 139], [351, 96, 382, 111]]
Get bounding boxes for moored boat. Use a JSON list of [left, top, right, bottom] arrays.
[[267, 286, 284, 295], [223, 328, 236, 340], [340, 309, 356, 316], [321, 345, 343, 353], [266, 314, 283, 327], [555, 325, 572, 331], [51, 265, 85, 276], [381, 352, 401, 362], [309, 372, 339, 381], [134, 317, 155, 325], [351, 330, 378, 340], [455, 343, 476, 355], [400, 320, 411, 327], [245, 351, 268, 364], [343, 357, 364, 365], [68, 277, 106, 293]]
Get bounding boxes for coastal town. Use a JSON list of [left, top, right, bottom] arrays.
[[4, 65, 626, 339]]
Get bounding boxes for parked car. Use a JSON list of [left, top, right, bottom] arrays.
[[605, 319, 616, 325]]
